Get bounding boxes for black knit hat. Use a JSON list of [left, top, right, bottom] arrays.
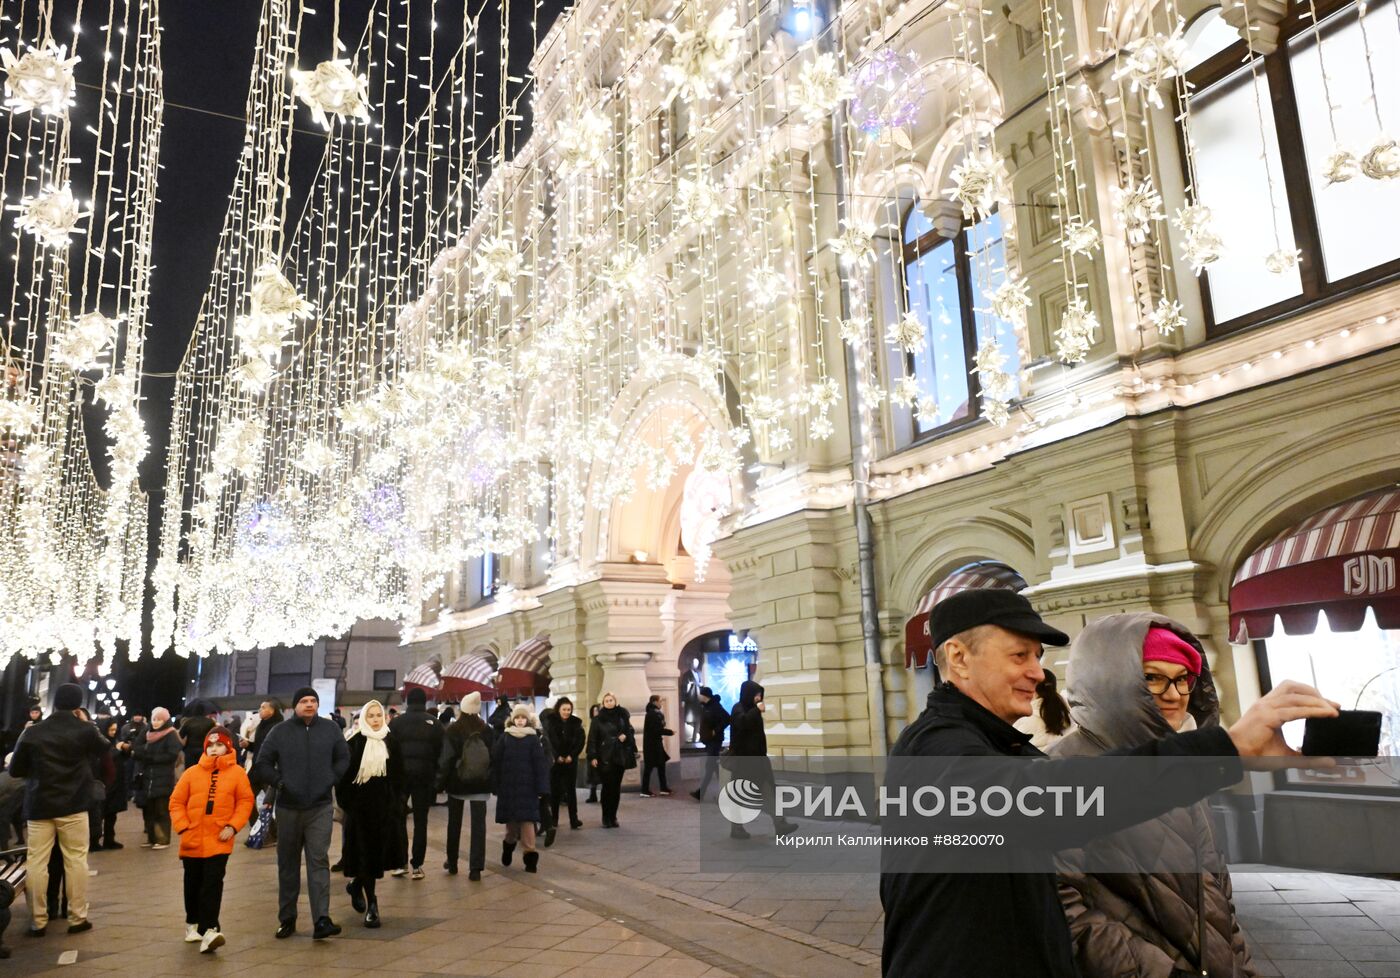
[[291, 686, 319, 707], [53, 683, 84, 711], [406, 687, 427, 706]]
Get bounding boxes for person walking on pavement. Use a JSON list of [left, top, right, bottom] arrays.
[[879, 589, 1340, 978], [586, 693, 636, 829], [437, 691, 496, 880], [584, 703, 601, 804], [252, 686, 350, 941], [1051, 615, 1258, 978], [133, 706, 182, 849], [387, 687, 442, 880], [726, 681, 797, 840], [690, 687, 729, 801], [98, 718, 128, 849], [169, 726, 255, 953], [179, 703, 218, 772], [491, 705, 551, 873], [640, 694, 674, 797], [8, 683, 107, 937], [338, 701, 406, 929], [542, 697, 584, 836]]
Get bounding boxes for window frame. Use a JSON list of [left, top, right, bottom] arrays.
[[898, 201, 987, 442], [1180, 0, 1400, 337], [373, 669, 397, 692], [481, 552, 498, 600]]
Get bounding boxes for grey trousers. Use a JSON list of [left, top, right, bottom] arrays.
[[275, 804, 332, 924]]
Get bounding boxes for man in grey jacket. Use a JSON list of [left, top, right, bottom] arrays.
[[252, 686, 349, 941]]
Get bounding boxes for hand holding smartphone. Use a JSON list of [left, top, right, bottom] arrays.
[[1301, 710, 1383, 757]]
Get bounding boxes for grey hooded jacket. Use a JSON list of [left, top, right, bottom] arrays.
[[1050, 612, 1256, 978]]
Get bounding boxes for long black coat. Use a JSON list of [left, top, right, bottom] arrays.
[[102, 731, 128, 816], [337, 731, 408, 880], [8, 712, 108, 820], [388, 703, 443, 782], [585, 706, 636, 769], [728, 681, 767, 757], [131, 726, 182, 800], [541, 710, 584, 763], [490, 728, 550, 823], [879, 682, 1243, 978], [642, 704, 673, 767], [699, 698, 730, 751]]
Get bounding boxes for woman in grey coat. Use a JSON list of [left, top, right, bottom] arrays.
[[1051, 613, 1256, 978]]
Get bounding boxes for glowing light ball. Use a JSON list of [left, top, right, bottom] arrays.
[[360, 482, 405, 535], [850, 47, 924, 138]]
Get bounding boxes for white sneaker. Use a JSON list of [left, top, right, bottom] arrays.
[[390, 867, 407, 877], [152, 843, 169, 850], [200, 930, 225, 953], [139, 842, 154, 848], [184, 923, 201, 943]]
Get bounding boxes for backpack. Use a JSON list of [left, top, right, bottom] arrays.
[[455, 732, 490, 787]]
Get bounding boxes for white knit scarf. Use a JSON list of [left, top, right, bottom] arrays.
[[352, 700, 390, 784]]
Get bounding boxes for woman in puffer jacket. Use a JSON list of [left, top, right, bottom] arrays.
[[169, 726, 255, 953], [1051, 613, 1256, 978]]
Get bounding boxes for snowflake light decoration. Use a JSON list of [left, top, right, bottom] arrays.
[[914, 396, 940, 425], [945, 150, 1005, 221], [1111, 178, 1164, 245], [2, 42, 79, 116], [0, 397, 40, 433], [1265, 248, 1301, 275], [53, 312, 120, 370], [767, 427, 793, 453], [603, 245, 651, 294], [1055, 298, 1099, 364], [830, 220, 876, 268], [555, 107, 612, 178], [886, 311, 926, 353], [838, 318, 867, 346], [1323, 149, 1360, 185], [212, 418, 266, 477], [295, 441, 336, 475], [290, 59, 371, 129], [1112, 26, 1188, 110], [15, 184, 85, 248], [676, 175, 727, 228], [983, 398, 1011, 427], [1173, 203, 1223, 275], [1062, 219, 1101, 257], [475, 235, 526, 297], [971, 336, 1007, 376], [93, 373, 136, 409], [850, 46, 924, 138], [807, 376, 840, 411], [809, 413, 834, 440], [1361, 137, 1399, 180], [791, 52, 853, 124], [663, 7, 745, 103], [747, 264, 786, 307], [990, 277, 1031, 326], [235, 357, 277, 393], [1146, 297, 1186, 336], [889, 374, 922, 408]]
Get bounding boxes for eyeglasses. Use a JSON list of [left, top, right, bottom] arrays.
[[1144, 673, 1197, 696]]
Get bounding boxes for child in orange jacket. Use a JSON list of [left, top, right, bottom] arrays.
[[169, 726, 254, 953]]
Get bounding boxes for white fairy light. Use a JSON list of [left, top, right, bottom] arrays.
[[1111, 178, 1164, 246], [290, 59, 371, 129], [555, 106, 612, 178], [1, 42, 79, 116], [1173, 203, 1223, 275], [1061, 219, 1101, 258], [945, 150, 1006, 221], [1323, 149, 1360, 185], [663, 6, 744, 103], [791, 52, 853, 124], [53, 313, 121, 371], [676, 175, 728, 228], [474, 235, 526, 297], [886, 311, 926, 353], [1111, 25, 1187, 110], [1055, 299, 1099, 364], [990, 278, 1031, 327], [1145, 297, 1186, 336], [1361, 137, 1399, 180], [14, 185, 86, 248], [1265, 248, 1302, 275], [830, 219, 876, 268]]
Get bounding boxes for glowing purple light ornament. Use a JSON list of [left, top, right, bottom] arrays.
[[360, 482, 405, 535], [235, 500, 291, 557], [850, 47, 924, 143]]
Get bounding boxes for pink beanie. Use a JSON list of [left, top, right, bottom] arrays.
[[1142, 626, 1202, 676]]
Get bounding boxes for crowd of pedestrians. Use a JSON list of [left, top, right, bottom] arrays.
[[2, 590, 1342, 976]]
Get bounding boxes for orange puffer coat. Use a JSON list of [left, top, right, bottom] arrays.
[[169, 751, 255, 859]]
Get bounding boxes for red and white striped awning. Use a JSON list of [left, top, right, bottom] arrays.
[[1230, 487, 1400, 641], [441, 649, 497, 699], [496, 634, 552, 696], [905, 561, 1028, 668], [402, 662, 443, 697]]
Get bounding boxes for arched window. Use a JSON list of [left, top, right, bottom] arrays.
[[901, 203, 1019, 435], [1181, 0, 1400, 333]]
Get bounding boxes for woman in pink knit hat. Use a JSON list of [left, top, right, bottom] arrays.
[[1050, 613, 1257, 978]]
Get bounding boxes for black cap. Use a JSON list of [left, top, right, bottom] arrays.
[[929, 589, 1069, 651], [699, 686, 714, 698], [53, 683, 84, 711], [292, 686, 319, 707]]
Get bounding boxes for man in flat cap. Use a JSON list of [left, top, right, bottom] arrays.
[[880, 589, 1339, 977]]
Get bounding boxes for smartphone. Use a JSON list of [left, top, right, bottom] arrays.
[[1301, 710, 1383, 757]]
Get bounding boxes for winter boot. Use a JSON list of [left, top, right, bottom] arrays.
[[523, 851, 539, 874], [364, 899, 380, 929], [501, 840, 516, 866]]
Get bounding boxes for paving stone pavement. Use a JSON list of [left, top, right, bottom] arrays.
[[4, 787, 1398, 977]]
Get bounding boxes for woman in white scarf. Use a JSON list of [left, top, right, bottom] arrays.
[[336, 701, 406, 928]]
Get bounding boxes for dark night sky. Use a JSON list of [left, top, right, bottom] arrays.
[[18, 0, 565, 712]]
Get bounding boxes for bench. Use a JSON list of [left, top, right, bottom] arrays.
[[0, 845, 23, 956]]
